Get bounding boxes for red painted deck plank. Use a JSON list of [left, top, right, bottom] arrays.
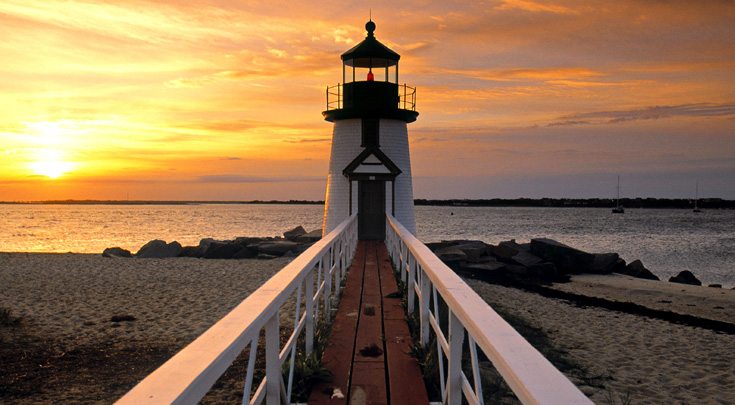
[[378, 242, 430, 405], [309, 240, 428, 405], [309, 243, 366, 405]]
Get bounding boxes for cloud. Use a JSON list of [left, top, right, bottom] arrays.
[[496, 0, 579, 15], [550, 103, 735, 126], [197, 174, 321, 183]]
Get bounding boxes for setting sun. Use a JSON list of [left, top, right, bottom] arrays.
[[29, 150, 75, 179]]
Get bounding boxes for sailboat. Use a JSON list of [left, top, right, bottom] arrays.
[[693, 181, 702, 213], [612, 175, 624, 214]]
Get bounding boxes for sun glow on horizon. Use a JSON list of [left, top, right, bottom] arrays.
[[29, 149, 75, 179]]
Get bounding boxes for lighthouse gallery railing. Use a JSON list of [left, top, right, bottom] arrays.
[[118, 214, 357, 404], [386, 215, 592, 405], [325, 82, 416, 111]]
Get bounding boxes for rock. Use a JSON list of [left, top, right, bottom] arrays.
[[425, 241, 456, 252], [204, 242, 242, 259], [102, 247, 132, 258], [135, 240, 182, 258], [234, 237, 265, 246], [458, 260, 507, 279], [487, 240, 523, 260], [509, 250, 544, 268], [178, 246, 200, 257], [257, 253, 278, 260], [231, 246, 258, 259], [193, 238, 217, 257], [669, 270, 702, 286], [283, 226, 307, 241], [530, 238, 594, 274], [452, 242, 487, 260], [434, 247, 468, 263], [618, 259, 659, 280], [588, 253, 623, 274], [258, 241, 299, 256], [708, 284, 722, 288], [296, 229, 322, 243]]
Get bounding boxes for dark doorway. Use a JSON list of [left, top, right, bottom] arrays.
[[358, 180, 386, 240]]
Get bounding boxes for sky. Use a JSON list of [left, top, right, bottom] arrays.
[[1, 0, 734, 201]]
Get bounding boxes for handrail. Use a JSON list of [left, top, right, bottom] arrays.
[[386, 215, 591, 405], [118, 214, 358, 404]]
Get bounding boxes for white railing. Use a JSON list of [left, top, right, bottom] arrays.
[[386, 215, 592, 405], [118, 214, 358, 405]]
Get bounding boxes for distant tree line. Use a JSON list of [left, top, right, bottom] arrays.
[[2, 198, 734, 209], [413, 198, 735, 209]]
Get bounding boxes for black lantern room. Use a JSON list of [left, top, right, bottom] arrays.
[[323, 20, 418, 123]]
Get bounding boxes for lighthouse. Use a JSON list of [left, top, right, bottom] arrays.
[[322, 20, 419, 239]]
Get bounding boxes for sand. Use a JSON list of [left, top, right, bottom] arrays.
[[2, 252, 734, 404], [467, 278, 735, 404], [550, 273, 735, 324], [0, 253, 291, 403]]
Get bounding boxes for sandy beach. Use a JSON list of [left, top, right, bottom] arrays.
[[0, 253, 290, 403], [467, 276, 735, 404], [2, 252, 734, 403]]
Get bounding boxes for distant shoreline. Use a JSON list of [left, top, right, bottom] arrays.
[[1, 198, 734, 209]]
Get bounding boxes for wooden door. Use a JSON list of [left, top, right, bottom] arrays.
[[358, 180, 386, 240]]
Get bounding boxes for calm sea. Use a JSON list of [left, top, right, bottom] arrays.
[[1, 204, 733, 287]]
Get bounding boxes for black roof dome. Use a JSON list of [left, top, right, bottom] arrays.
[[341, 20, 400, 68]]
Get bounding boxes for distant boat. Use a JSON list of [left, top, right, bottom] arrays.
[[693, 181, 702, 213], [612, 175, 624, 214]]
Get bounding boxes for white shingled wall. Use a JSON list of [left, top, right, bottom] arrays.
[[322, 118, 416, 235]]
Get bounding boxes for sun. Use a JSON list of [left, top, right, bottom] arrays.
[[29, 149, 75, 179]]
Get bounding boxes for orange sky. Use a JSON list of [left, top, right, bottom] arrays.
[[1, 0, 734, 200]]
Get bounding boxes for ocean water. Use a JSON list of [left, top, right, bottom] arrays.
[[1, 204, 733, 287]]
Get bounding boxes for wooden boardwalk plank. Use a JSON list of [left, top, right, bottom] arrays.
[[309, 240, 428, 405], [378, 242, 430, 405], [309, 242, 366, 404]]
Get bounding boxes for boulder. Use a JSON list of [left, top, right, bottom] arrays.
[[669, 270, 702, 286], [234, 237, 265, 246], [193, 238, 217, 257], [588, 253, 623, 274], [459, 261, 507, 280], [425, 241, 457, 252], [258, 241, 299, 256], [178, 246, 200, 257], [452, 242, 487, 260], [233, 246, 258, 259], [618, 259, 659, 280], [488, 240, 526, 260], [530, 238, 594, 274], [509, 250, 544, 268], [204, 242, 242, 259], [136, 240, 182, 258], [434, 247, 468, 263], [296, 229, 322, 243], [102, 247, 132, 258], [283, 226, 307, 241]]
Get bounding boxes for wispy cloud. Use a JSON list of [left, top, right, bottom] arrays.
[[550, 103, 735, 126]]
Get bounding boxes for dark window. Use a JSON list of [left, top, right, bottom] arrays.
[[361, 119, 379, 147]]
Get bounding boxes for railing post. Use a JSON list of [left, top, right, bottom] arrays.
[[419, 268, 431, 347], [407, 254, 416, 313], [446, 310, 465, 405], [265, 313, 281, 404], [325, 247, 332, 315], [400, 242, 408, 284], [305, 271, 315, 355]]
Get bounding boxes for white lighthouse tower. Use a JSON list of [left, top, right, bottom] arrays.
[[322, 20, 419, 239]]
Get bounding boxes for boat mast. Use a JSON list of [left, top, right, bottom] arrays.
[[616, 175, 620, 208]]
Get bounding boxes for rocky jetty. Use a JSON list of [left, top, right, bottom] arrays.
[[103, 226, 322, 260], [426, 237, 683, 285]]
